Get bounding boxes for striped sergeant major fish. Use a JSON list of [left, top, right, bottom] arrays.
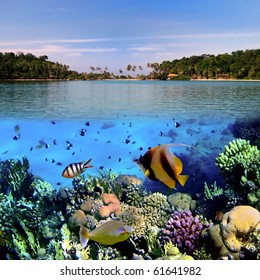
[[62, 159, 93, 178]]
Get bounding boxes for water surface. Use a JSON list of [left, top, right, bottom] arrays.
[[0, 80, 259, 192]]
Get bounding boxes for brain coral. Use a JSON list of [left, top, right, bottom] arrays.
[[221, 205, 260, 252], [167, 192, 196, 212]]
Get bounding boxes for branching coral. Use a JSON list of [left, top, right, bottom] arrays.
[[159, 210, 209, 255], [203, 181, 223, 200], [216, 138, 260, 189]]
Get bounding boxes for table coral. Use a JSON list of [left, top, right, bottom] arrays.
[[221, 205, 260, 252]]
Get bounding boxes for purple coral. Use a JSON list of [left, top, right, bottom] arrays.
[[159, 209, 208, 255]]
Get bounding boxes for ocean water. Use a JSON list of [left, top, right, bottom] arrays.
[[0, 80, 259, 194]]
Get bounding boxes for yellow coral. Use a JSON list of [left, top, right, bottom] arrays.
[[81, 246, 91, 260], [221, 205, 260, 252]]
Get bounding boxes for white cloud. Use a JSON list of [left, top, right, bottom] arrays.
[[157, 32, 260, 39]]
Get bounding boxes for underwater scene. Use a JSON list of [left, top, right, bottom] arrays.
[[0, 80, 259, 260]]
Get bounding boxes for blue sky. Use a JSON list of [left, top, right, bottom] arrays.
[[0, 0, 260, 73]]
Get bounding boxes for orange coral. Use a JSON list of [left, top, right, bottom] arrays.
[[221, 205, 260, 252], [99, 193, 121, 218]]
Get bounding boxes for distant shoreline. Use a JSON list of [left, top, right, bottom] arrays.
[[190, 78, 260, 82], [1, 78, 260, 82]]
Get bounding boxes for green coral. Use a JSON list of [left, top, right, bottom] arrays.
[[247, 188, 260, 211], [0, 157, 63, 259], [144, 226, 163, 258], [203, 181, 224, 200], [193, 245, 212, 260], [0, 157, 32, 199], [216, 139, 260, 189], [156, 240, 194, 260]]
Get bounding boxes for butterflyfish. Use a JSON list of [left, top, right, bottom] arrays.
[[79, 220, 134, 247], [133, 144, 189, 189], [62, 159, 93, 178]]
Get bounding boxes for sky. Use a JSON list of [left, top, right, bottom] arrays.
[[0, 0, 260, 73]]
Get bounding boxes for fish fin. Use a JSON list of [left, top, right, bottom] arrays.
[[145, 169, 150, 177], [176, 174, 189, 187], [79, 225, 91, 248], [172, 155, 183, 174], [83, 159, 93, 169]]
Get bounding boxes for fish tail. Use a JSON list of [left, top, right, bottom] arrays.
[[83, 158, 93, 169], [79, 225, 91, 248], [176, 174, 189, 187]]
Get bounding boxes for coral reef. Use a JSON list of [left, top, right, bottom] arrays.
[[0, 157, 63, 259], [159, 210, 209, 255], [221, 205, 260, 252], [1, 153, 258, 261], [228, 118, 260, 147], [115, 174, 143, 187], [99, 193, 121, 218], [215, 138, 260, 190], [69, 210, 87, 227], [167, 192, 197, 212], [205, 205, 260, 259], [142, 192, 171, 228], [203, 181, 223, 200], [156, 241, 194, 260]]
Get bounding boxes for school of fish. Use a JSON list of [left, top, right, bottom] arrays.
[[6, 120, 193, 246]]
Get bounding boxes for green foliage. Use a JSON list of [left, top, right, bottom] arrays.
[[0, 52, 72, 79], [148, 49, 260, 80]]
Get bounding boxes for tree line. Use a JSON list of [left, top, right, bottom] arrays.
[[0, 49, 259, 80], [0, 52, 73, 79], [149, 49, 260, 80]]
